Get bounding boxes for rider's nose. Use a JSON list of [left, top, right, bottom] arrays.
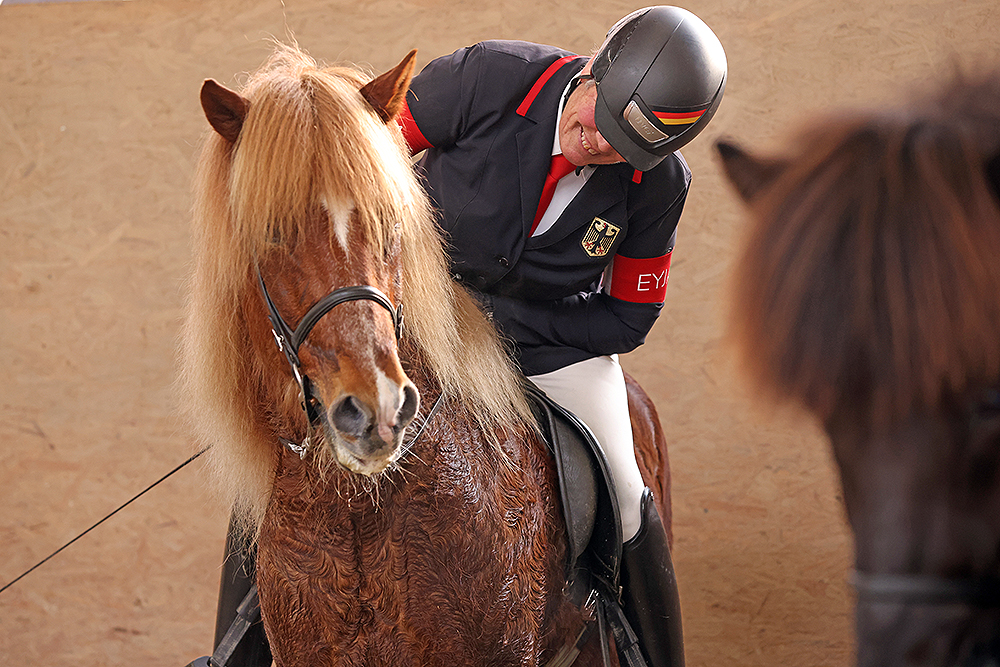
[[592, 131, 615, 155]]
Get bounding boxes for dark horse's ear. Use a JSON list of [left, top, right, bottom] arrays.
[[716, 139, 789, 203], [201, 79, 249, 143], [360, 49, 418, 123]]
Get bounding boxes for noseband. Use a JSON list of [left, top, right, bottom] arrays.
[[852, 572, 1000, 664], [852, 571, 1000, 608], [256, 266, 403, 453]]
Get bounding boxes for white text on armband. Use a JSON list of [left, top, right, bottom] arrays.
[[608, 252, 672, 303]]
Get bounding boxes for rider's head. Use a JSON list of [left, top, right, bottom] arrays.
[[585, 6, 727, 171]]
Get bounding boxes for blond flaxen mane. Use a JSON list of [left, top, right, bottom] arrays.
[[180, 44, 531, 524]]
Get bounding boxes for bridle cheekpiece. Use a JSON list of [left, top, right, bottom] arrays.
[[255, 265, 404, 457]]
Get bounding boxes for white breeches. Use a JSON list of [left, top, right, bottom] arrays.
[[528, 354, 645, 541]]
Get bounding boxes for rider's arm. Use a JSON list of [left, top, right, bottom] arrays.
[[489, 290, 663, 356], [490, 167, 687, 360]]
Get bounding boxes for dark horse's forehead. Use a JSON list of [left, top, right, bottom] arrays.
[[723, 68, 1000, 433]]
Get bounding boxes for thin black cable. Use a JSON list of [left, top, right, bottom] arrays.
[[0, 445, 211, 595]]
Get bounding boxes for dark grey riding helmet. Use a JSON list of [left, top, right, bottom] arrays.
[[589, 6, 727, 171]]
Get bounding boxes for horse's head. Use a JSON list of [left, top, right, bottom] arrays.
[[197, 47, 423, 476], [825, 387, 1000, 666], [718, 69, 1000, 666]]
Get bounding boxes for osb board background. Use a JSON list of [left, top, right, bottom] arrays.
[[1, 0, 997, 664]]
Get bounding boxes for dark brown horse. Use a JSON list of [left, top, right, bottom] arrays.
[[181, 43, 671, 666], [718, 69, 1000, 666]]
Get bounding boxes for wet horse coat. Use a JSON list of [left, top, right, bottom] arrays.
[[182, 44, 672, 666]]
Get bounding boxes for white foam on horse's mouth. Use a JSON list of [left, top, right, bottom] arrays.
[[331, 429, 401, 478]]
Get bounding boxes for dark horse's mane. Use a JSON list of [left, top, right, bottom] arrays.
[[728, 68, 1000, 430]]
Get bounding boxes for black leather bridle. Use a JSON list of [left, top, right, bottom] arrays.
[[256, 266, 403, 450], [852, 571, 1000, 608], [852, 571, 1000, 664]]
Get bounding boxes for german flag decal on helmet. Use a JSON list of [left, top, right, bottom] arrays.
[[652, 107, 708, 127]]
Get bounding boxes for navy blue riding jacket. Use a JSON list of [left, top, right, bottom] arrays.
[[401, 40, 691, 375]]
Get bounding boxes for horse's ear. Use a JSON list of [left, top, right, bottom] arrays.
[[201, 79, 249, 143], [360, 49, 418, 123], [716, 139, 788, 203]]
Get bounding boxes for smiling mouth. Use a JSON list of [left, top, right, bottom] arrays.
[[580, 128, 599, 156]]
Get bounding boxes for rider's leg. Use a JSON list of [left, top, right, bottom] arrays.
[[528, 355, 683, 667], [528, 354, 644, 539], [620, 488, 685, 667]]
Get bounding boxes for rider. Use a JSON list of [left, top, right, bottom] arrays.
[[398, 7, 726, 667], [201, 8, 725, 667]]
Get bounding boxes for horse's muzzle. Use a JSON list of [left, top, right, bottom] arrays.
[[322, 382, 419, 475]]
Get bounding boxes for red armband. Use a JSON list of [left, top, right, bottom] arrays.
[[397, 100, 432, 154], [608, 253, 672, 303]]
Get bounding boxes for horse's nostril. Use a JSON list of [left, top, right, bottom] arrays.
[[398, 384, 419, 427], [331, 396, 369, 437]]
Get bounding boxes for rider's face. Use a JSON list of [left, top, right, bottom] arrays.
[[558, 63, 625, 167]]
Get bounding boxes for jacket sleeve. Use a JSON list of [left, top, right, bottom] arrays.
[[398, 43, 487, 152], [489, 291, 662, 357]]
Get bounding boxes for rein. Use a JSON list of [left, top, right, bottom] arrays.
[[852, 570, 1000, 608], [1, 446, 210, 596], [255, 266, 404, 455]]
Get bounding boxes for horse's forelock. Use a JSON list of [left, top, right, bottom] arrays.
[[226, 54, 401, 258], [730, 101, 1000, 429], [185, 44, 534, 519]]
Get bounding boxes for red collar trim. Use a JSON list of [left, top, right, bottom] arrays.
[[516, 55, 584, 117]]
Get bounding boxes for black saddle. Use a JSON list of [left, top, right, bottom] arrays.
[[524, 382, 649, 667]]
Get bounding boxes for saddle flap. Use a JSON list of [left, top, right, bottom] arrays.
[[525, 383, 623, 592]]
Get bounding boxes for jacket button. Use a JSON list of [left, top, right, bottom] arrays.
[[496, 255, 510, 267]]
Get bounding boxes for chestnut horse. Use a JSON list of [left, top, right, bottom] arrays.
[[718, 69, 1000, 666], [181, 44, 671, 666]]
